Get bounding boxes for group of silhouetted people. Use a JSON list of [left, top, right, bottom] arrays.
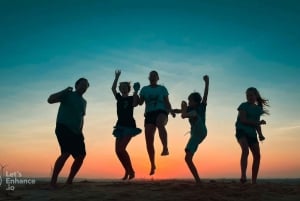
[[48, 70, 269, 188]]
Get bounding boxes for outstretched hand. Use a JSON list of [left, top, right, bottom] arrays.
[[133, 82, 140, 92], [115, 70, 121, 78], [203, 75, 209, 82]]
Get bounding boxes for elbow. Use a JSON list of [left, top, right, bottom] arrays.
[[47, 98, 53, 104], [47, 96, 55, 104]]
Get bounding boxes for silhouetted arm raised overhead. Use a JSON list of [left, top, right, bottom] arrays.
[[47, 87, 72, 104], [111, 70, 121, 98], [202, 75, 209, 104]]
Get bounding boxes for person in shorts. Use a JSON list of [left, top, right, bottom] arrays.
[[173, 75, 209, 183], [139, 70, 176, 175], [111, 70, 141, 180], [235, 87, 269, 184], [48, 78, 89, 188]]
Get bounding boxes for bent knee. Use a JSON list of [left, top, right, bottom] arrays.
[[185, 152, 193, 162]]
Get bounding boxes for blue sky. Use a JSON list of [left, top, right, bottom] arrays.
[[0, 0, 299, 178]]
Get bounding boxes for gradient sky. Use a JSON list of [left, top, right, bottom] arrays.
[[0, 0, 299, 180]]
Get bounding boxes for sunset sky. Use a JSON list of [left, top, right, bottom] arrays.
[[0, 0, 299, 180]]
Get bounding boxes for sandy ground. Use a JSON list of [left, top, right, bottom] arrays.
[[1, 179, 299, 201]]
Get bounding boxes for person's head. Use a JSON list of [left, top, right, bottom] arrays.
[[246, 87, 270, 114], [119, 82, 131, 95], [148, 70, 159, 85], [75, 78, 89, 95], [188, 92, 202, 108]]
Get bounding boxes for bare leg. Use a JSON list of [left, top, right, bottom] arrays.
[[238, 138, 249, 183], [116, 136, 134, 180], [145, 124, 157, 175], [185, 151, 200, 183], [156, 114, 169, 156], [250, 143, 261, 184], [66, 155, 85, 184], [50, 153, 70, 187]]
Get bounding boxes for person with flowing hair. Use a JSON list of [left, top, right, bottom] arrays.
[[235, 87, 270, 184]]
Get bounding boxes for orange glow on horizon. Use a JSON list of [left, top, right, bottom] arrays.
[[1, 123, 300, 179]]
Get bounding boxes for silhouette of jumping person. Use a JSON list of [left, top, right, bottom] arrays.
[[235, 87, 269, 184], [173, 75, 209, 183], [48, 78, 89, 188], [111, 70, 141, 180], [139, 70, 175, 175]]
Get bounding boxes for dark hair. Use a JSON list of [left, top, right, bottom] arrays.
[[75, 78, 89, 88], [150, 70, 159, 76], [246, 87, 270, 115], [188, 92, 202, 105], [119, 82, 131, 92], [149, 70, 159, 79]]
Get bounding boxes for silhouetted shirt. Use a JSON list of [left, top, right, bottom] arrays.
[[235, 102, 263, 137], [57, 91, 86, 135], [187, 103, 207, 136], [115, 93, 136, 127], [187, 103, 207, 126], [140, 85, 168, 113]]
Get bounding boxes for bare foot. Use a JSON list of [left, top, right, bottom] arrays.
[[161, 148, 169, 156], [240, 178, 247, 184], [128, 172, 135, 180], [122, 172, 129, 180], [150, 166, 156, 175]]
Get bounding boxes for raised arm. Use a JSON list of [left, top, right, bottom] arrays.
[[202, 75, 209, 104], [47, 87, 72, 104], [132, 82, 140, 107], [111, 70, 121, 98]]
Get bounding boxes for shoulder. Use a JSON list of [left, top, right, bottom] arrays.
[[200, 102, 207, 107], [158, 85, 168, 94], [158, 85, 167, 90], [127, 95, 134, 101], [237, 102, 248, 111], [115, 93, 122, 100], [140, 85, 150, 92], [63, 90, 73, 98]]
